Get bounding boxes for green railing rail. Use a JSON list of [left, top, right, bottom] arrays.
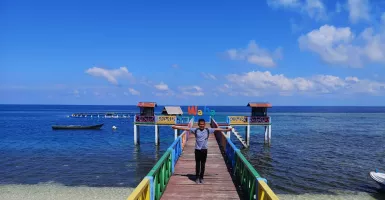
[[210, 118, 279, 200], [127, 117, 194, 200]]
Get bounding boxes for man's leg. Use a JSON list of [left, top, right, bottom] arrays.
[[194, 149, 201, 183], [199, 149, 208, 183]]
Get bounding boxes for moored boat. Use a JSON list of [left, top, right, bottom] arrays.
[[369, 171, 385, 190], [52, 123, 104, 130]]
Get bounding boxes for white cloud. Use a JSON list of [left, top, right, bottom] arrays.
[[267, 0, 300, 7], [226, 40, 282, 67], [128, 88, 140, 95], [201, 72, 217, 80], [154, 82, 169, 91], [267, 0, 327, 20], [298, 24, 385, 67], [85, 66, 133, 85], [220, 71, 385, 96], [178, 86, 204, 96], [153, 82, 175, 96], [347, 0, 370, 23], [73, 89, 80, 95]]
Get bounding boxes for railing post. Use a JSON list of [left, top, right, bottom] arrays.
[[256, 177, 267, 200], [147, 176, 154, 200]]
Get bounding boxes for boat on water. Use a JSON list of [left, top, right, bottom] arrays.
[[52, 123, 104, 130], [369, 171, 385, 190]]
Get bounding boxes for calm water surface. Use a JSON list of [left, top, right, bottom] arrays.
[[0, 105, 384, 199]]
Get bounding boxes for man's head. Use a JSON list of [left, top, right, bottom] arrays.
[[198, 118, 205, 129]]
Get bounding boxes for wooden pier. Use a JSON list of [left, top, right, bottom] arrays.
[[161, 123, 240, 200], [127, 117, 279, 200]]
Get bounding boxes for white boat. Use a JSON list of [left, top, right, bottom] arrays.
[[369, 171, 385, 190]]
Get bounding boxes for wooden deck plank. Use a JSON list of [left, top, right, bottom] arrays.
[[161, 123, 240, 200]]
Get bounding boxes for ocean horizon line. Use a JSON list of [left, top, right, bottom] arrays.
[[1, 103, 385, 107]]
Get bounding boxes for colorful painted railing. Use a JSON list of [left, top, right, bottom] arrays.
[[211, 118, 279, 200], [127, 177, 151, 200], [227, 116, 271, 125], [135, 115, 156, 124], [156, 116, 176, 125], [127, 117, 194, 200]]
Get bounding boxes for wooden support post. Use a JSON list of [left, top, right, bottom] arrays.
[[155, 125, 159, 145], [174, 129, 178, 140], [134, 124, 140, 145], [268, 117, 272, 144], [246, 125, 250, 147], [264, 126, 268, 143], [226, 130, 231, 138], [268, 124, 272, 144]]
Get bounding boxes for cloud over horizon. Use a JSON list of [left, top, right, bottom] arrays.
[[85, 67, 134, 85]]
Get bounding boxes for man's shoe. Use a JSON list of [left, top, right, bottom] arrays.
[[200, 178, 205, 184], [195, 178, 200, 184]]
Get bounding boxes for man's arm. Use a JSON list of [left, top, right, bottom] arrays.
[[211, 126, 232, 132], [171, 125, 191, 131]]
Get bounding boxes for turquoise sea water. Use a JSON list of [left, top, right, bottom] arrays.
[[0, 105, 384, 199]]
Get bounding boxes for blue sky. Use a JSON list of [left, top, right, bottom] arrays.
[[1, 0, 385, 106]]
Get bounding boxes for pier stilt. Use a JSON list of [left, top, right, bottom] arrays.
[[174, 129, 178, 140], [155, 125, 159, 145], [268, 124, 272, 143], [226, 130, 231, 138], [264, 124, 272, 144], [264, 126, 268, 143], [244, 125, 250, 147], [134, 125, 140, 145]]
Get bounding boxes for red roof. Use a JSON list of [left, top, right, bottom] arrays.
[[137, 102, 157, 107], [247, 102, 272, 108]]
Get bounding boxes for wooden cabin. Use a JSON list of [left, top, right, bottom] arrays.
[[161, 106, 183, 116], [247, 102, 272, 116], [137, 102, 157, 116]]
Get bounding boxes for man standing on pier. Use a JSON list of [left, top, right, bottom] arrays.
[[172, 118, 232, 184]]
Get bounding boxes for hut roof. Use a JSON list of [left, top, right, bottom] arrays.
[[137, 102, 157, 108], [247, 102, 272, 108], [162, 106, 183, 115]]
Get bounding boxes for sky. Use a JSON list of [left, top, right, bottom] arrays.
[[1, 0, 385, 106]]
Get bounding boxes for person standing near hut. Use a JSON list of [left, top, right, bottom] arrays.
[[172, 118, 232, 184]]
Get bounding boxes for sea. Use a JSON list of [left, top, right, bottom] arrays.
[[0, 105, 384, 200]]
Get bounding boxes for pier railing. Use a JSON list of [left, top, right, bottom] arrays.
[[127, 117, 194, 200], [227, 116, 271, 125], [211, 118, 279, 200]]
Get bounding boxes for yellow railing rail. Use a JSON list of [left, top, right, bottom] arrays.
[[258, 180, 279, 200], [127, 178, 151, 200]]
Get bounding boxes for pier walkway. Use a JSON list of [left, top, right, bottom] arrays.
[[127, 117, 279, 200], [161, 123, 239, 199]]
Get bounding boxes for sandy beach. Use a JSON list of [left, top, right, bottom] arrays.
[[0, 183, 134, 200]]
